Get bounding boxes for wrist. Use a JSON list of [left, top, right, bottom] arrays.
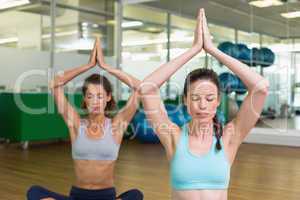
[[206, 45, 217, 55], [100, 63, 111, 71], [87, 63, 94, 68], [87, 61, 96, 68], [190, 45, 202, 53]]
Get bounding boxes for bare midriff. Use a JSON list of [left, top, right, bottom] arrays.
[[73, 160, 115, 189]]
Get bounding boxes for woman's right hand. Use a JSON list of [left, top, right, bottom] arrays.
[[192, 8, 204, 51], [96, 37, 111, 70], [88, 39, 97, 67]]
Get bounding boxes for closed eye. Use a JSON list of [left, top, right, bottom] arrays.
[[191, 96, 200, 101]]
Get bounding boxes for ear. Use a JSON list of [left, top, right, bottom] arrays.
[[83, 95, 87, 103], [183, 95, 187, 106], [106, 93, 112, 102], [81, 99, 87, 109]]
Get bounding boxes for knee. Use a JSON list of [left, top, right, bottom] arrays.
[[26, 185, 44, 200], [127, 189, 144, 200]]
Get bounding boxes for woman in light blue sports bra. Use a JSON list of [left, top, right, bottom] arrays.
[[27, 38, 143, 200], [139, 9, 269, 200]]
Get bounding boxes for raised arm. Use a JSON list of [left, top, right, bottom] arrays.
[[138, 9, 204, 160], [50, 40, 97, 141], [96, 37, 140, 90], [202, 10, 269, 146], [139, 10, 203, 93], [96, 37, 141, 143]]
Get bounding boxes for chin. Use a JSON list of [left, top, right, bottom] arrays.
[[91, 112, 100, 115], [93, 111, 104, 115], [87, 109, 102, 115], [193, 116, 213, 123]]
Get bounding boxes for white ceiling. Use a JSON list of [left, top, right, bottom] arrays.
[[1, 0, 299, 42], [142, 0, 300, 38]]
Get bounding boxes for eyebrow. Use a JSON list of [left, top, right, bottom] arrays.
[[87, 93, 104, 95], [191, 94, 216, 96]]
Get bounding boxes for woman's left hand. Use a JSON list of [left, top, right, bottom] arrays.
[[202, 9, 216, 54], [96, 37, 111, 70]]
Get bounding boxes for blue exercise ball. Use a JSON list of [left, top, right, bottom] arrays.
[[260, 47, 275, 67], [165, 104, 191, 126], [131, 110, 160, 143], [132, 104, 227, 143], [132, 104, 191, 143], [218, 42, 236, 57], [219, 72, 239, 94], [237, 44, 251, 64], [236, 77, 247, 95], [250, 47, 260, 66], [231, 44, 240, 59]]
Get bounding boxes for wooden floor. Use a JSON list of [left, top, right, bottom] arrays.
[[0, 140, 300, 200]]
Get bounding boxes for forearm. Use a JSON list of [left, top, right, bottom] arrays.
[[103, 65, 141, 90], [140, 46, 201, 94], [209, 47, 269, 92], [52, 63, 93, 88]]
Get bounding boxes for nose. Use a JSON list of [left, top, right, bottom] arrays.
[[198, 99, 207, 110], [90, 98, 100, 105]]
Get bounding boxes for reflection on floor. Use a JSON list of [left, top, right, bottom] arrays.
[[256, 116, 300, 131], [0, 140, 300, 200]]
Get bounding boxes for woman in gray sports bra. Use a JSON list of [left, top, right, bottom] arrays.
[[27, 38, 143, 200]]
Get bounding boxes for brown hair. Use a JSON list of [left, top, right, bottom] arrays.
[[183, 68, 223, 151], [81, 74, 116, 117]]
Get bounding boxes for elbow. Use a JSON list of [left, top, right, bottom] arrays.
[[138, 81, 159, 96], [131, 80, 142, 92], [49, 79, 56, 91], [254, 79, 269, 95], [50, 75, 64, 90]]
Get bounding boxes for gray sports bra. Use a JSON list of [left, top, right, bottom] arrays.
[[72, 118, 120, 161]]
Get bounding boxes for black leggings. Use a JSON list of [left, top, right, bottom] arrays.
[[27, 185, 143, 200]]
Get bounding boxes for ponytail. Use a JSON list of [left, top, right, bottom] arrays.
[[213, 115, 223, 151]]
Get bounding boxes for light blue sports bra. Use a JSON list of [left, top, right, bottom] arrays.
[[170, 124, 231, 190], [72, 118, 120, 161]]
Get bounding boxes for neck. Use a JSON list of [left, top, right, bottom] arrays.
[[189, 119, 214, 136]]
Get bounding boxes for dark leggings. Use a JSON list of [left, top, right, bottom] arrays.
[[27, 185, 143, 200]]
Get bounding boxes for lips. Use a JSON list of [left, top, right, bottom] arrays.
[[91, 107, 100, 112], [196, 113, 210, 117]]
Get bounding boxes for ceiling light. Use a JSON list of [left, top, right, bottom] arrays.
[[82, 33, 88, 39], [122, 0, 158, 4], [122, 21, 143, 28], [281, 11, 300, 19], [107, 20, 116, 25], [0, 0, 30, 9], [122, 36, 194, 47], [0, 37, 18, 44], [81, 26, 88, 31], [81, 22, 88, 27], [249, 0, 283, 8], [42, 30, 79, 39]]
